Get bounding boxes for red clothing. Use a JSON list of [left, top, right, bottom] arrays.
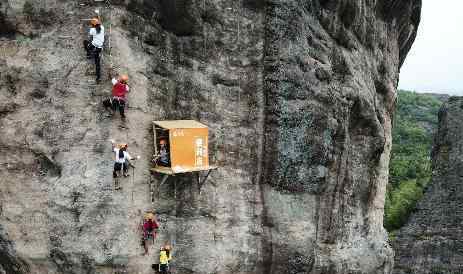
[[112, 81, 129, 98], [143, 219, 159, 232]]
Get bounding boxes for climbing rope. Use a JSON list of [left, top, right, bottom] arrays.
[[106, 0, 112, 57], [236, 1, 242, 165], [203, 0, 207, 59]]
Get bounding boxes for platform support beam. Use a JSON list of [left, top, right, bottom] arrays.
[[158, 174, 170, 197], [198, 169, 213, 194]]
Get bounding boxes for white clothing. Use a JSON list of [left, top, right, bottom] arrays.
[[89, 26, 105, 48], [112, 78, 130, 92], [113, 148, 132, 164]]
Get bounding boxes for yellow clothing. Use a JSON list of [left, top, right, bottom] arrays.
[[160, 250, 169, 264]]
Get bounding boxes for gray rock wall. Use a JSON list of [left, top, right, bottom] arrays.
[[393, 97, 463, 274], [0, 0, 420, 273], [0, 226, 29, 274]]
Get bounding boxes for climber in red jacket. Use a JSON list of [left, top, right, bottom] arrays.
[[142, 215, 159, 255], [103, 74, 130, 120]]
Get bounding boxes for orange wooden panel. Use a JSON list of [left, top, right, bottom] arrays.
[[169, 127, 209, 172]]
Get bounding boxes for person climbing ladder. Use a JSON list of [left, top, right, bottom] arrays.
[[103, 74, 130, 121], [159, 245, 172, 274], [83, 17, 105, 83], [141, 212, 159, 255], [110, 140, 138, 190]]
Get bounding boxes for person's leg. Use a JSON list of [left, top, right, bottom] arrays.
[[123, 162, 129, 177], [150, 230, 155, 243], [103, 98, 112, 111], [94, 48, 101, 82], [143, 238, 148, 255], [111, 98, 119, 112], [119, 162, 124, 177], [83, 40, 90, 57], [160, 264, 167, 274], [119, 100, 126, 119], [113, 163, 120, 178]]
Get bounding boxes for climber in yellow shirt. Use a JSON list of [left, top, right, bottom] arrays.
[[159, 245, 172, 274]]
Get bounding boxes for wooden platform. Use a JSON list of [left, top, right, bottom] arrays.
[[151, 165, 218, 175]]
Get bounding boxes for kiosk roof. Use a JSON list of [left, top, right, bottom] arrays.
[[153, 120, 208, 129]]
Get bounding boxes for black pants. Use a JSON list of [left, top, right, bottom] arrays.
[[158, 160, 170, 167], [159, 264, 168, 274], [83, 40, 102, 81], [113, 162, 127, 178], [103, 98, 126, 118]]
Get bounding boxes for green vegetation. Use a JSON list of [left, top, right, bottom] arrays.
[[385, 90, 444, 232], [23, 1, 35, 20]]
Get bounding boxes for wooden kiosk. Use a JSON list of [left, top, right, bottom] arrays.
[[151, 120, 218, 192]]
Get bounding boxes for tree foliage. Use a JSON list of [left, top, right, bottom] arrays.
[[385, 90, 444, 232]]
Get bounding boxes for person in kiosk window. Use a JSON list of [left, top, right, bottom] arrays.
[[158, 139, 170, 167]]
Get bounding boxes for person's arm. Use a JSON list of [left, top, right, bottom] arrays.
[[126, 85, 130, 93], [110, 139, 116, 151], [111, 78, 118, 86]]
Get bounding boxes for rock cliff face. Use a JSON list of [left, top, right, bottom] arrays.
[[0, 0, 421, 273], [0, 225, 29, 274], [393, 97, 463, 274]]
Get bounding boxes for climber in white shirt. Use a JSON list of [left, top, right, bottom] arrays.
[[83, 17, 105, 82], [111, 140, 136, 178]]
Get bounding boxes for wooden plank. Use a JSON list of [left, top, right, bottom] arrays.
[[151, 165, 218, 175], [151, 166, 175, 175]]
